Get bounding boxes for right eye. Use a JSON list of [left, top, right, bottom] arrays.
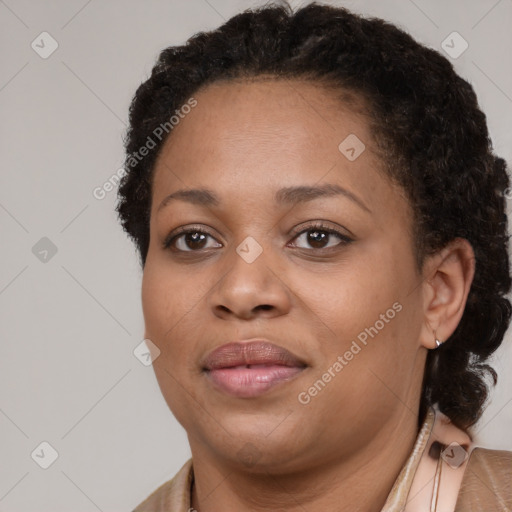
[[163, 226, 223, 252]]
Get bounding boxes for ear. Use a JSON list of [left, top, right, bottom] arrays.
[[419, 238, 475, 349]]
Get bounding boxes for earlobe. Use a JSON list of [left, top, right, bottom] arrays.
[[419, 238, 475, 350]]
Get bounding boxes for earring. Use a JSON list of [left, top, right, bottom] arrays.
[[434, 331, 443, 348]]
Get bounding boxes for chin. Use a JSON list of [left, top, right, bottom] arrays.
[[221, 439, 307, 474], [202, 414, 313, 469]]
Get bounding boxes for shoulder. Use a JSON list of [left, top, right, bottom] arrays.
[[132, 459, 193, 512], [455, 447, 512, 511]]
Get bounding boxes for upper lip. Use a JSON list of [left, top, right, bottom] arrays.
[[202, 339, 307, 370]]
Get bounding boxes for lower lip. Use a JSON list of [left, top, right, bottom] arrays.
[[205, 365, 304, 398]]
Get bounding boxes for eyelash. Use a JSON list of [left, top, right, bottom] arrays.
[[162, 222, 353, 253]]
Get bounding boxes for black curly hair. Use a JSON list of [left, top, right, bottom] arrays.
[[116, 1, 511, 431]]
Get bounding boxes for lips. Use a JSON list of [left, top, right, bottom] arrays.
[[202, 340, 307, 398]]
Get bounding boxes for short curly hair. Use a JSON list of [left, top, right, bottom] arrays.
[[116, 1, 511, 431]]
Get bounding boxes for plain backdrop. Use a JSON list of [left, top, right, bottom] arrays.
[[1, 0, 511, 510]]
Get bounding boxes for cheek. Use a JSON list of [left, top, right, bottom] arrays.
[[141, 256, 198, 332], [141, 261, 213, 369], [141, 264, 207, 424], [141, 266, 171, 338], [141, 261, 191, 361], [301, 252, 402, 339], [306, 244, 420, 378]]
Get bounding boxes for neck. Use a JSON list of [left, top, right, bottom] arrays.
[[190, 408, 421, 512]]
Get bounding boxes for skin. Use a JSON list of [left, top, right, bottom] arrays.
[[141, 78, 475, 511]]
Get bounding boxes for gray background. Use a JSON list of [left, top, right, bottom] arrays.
[[1, 0, 511, 510]]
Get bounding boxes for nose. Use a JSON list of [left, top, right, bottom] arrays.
[[207, 240, 292, 320]]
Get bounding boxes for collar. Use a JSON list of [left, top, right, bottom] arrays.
[[381, 408, 436, 511], [133, 407, 471, 512]]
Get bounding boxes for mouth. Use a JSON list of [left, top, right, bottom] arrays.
[[202, 339, 307, 398]]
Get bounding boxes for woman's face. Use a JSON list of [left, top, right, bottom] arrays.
[[142, 79, 429, 472]]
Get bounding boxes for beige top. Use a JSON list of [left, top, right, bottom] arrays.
[[132, 407, 512, 511]]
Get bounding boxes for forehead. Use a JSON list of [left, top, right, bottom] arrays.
[[156, 77, 373, 164], [150, 78, 403, 219]]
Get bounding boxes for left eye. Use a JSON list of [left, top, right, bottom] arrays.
[[289, 226, 352, 250]]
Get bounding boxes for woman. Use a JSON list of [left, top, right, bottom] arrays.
[[116, 2, 512, 510]]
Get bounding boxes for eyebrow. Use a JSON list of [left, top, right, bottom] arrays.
[[157, 183, 372, 214]]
